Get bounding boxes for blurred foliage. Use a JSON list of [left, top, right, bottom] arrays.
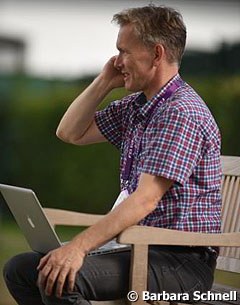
[[0, 74, 127, 216], [0, 71, 239, 218], [182, 74, 240, 156], [181, 42, 240, 76]]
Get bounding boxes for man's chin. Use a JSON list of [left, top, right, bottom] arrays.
[[124, 83, 141, 93]]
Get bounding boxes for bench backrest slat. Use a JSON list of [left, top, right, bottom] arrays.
[[219, 156, 240, 272]]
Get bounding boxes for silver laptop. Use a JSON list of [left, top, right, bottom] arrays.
[[0, 184, 130, 255]]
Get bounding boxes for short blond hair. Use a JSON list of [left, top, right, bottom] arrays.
[[112, 4, 186, 66]]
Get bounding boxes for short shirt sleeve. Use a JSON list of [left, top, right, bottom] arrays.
[[140, 109, 203, 185], [95, 97, 130, 150]]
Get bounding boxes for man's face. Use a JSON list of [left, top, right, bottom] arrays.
[[115, 24, 156, 96]]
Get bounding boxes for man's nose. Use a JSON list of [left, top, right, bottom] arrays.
[[114, 55, 123, 70]]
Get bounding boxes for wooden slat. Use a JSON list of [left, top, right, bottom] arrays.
[[221, 176, 230, 204], [220, 167, 239, 265], [118, 226, 240, 247], [229, 177, 240, 258], [221, 156, 240, 176], [222, 176, 236, 233], [217, 257, 240, 273], [220, 175, 229, 259], [200, 283, 240, 305], [129, 245, 148, 305], [44, 208, 104, 227], [91, 301, 126, 305], [220, 176, 240, 259], [222, 177, 239, 257]]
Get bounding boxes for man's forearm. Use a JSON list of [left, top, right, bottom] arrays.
[[70, 190, 153, 255], [56, 75, 113, 144], [71, 174, 173, 255]]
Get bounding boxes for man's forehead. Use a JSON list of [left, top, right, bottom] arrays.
[[116, 24, 139, 46], [118, 23, 135, 37]]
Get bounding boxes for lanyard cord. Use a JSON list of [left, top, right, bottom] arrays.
[[121, 78, 183, 187]]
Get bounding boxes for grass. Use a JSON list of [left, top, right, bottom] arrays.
[[1, 221, 27, 305], [1, 220, 239, 305]]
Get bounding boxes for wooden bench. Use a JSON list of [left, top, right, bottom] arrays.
[[44, 155, 240, 305]]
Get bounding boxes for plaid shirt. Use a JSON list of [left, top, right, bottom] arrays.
[[95, 74, 222, 233]]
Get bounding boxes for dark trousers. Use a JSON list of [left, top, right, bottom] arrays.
[[3, 246, 217, 305]]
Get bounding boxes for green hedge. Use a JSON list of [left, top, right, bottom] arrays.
[[184, 75, 240, 156], [0, 74, 239, 216]]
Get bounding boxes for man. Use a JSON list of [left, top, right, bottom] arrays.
[[3, 5, 222, 305]]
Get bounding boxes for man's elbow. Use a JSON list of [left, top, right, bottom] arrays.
[[56, 127, 71, 143], [56, 127, 83, 145]]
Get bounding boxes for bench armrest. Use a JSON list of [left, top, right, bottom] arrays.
[[117, 225, 240, 247], [44, 208, 104, 227]]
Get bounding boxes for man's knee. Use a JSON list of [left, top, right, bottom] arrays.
[[3, 252, 42, 286]]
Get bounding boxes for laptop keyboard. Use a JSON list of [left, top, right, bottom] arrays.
[[88, 239, 130, 256]]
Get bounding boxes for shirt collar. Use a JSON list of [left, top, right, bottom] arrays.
[[133, 73, 182, 121]]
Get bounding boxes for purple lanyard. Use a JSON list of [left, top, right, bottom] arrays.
[[122, 79, 182, 187]]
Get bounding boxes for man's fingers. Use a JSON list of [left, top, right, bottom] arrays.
[[44, 266, 61, 296], [68, 269, 77, 293], [37, 253, 50, 270], [37, 263, 52, 288], [55, 266, 70, 298]]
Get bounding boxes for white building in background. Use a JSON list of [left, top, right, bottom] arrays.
[[0, 36, 25, 74]]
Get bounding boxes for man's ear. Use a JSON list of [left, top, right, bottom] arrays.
[[153, 44, 165, 66]]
